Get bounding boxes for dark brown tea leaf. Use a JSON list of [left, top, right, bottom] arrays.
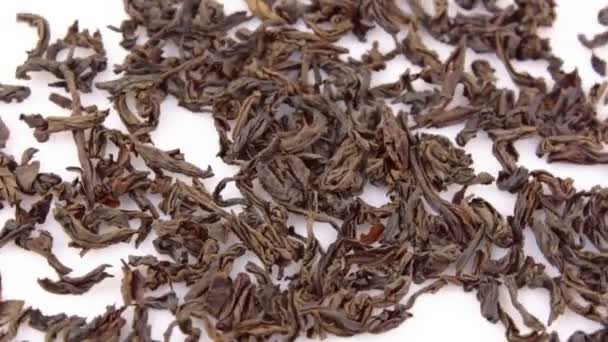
[[37, 264, 113, 295], [0, 1, 607, 342], [0, 84, 31, 103]]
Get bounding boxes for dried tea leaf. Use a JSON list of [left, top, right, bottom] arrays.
[[246, 0, 288, 24], [0, 119, 9, 149], [591, 54, 607, 77], [64, 305, 126, 341], [360, 223, 385, 244], [2, 1, 608, 342], [133, 142, 213, 179], [53, 204, 138, 253], [126, 307, 154, 342], [16, 13, 50, 59], [0, 220, 32, 249], [16, 229, 72, 275], [579, 31, 608, 49], [20, 111, 108, 142], [0, 300, 24, 326], [119, 263, 141, 307], [477, 279, 501, 323], [0, 84, 31, 103], [38, 264, 113, 295], [599, 6, 608, 26]]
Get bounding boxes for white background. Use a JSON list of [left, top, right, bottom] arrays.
[[0, 0, 606, 341]]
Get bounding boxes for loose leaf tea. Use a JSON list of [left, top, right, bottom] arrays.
[[37, 264, 113, 295], [600, 6, 608, 26], [0, 118, 9, 149], [1, 1, 608, 341], [0, 84, 30, 103], [592, 54, 607, 76], [579, 5, 608, 77]]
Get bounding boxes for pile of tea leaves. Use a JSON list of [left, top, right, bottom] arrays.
[[1, 0, 608, 341]]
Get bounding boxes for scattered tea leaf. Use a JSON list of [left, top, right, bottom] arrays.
[[0, 84, 31, 103], [37, 264, 113, 295], [591, 54, 606, 77]]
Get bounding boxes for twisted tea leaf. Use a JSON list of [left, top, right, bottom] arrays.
[[0, 84, 31, 103], [1, 1, 608, 341], [37, 264, 113, 295]]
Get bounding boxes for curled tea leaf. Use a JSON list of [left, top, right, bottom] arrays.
[[591, 54, 606, 77], [53, 204, 138, 253], [38, 264, 113, 295], [0, 84, 31, 103], [20, 111, 108, 142], [16, 229, 72, 275], [246, 0, 288, 24], [360, 223, 385, 244], [0, 119, 9, 149], [133, 141, 213, 179], [16, 13, 50, 59]]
